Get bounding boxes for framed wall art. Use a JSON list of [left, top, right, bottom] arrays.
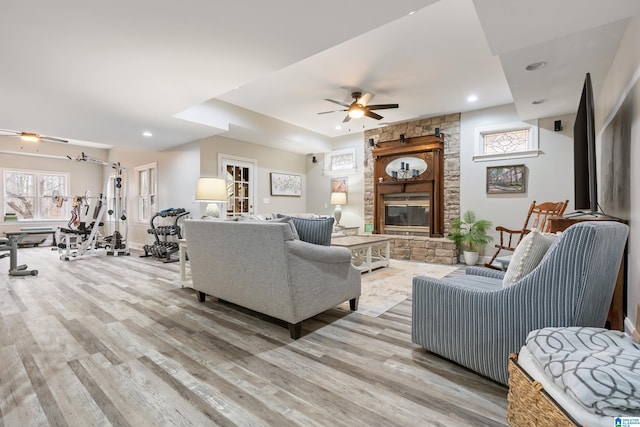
[[330, 177, 347, 193], [270, 172, 302, 196], [486, 164, 526, 194]]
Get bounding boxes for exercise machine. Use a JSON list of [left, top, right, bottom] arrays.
[[141, 208, 189, 262], [0, 234, 38, 276], [56, 192, 107, 260], [57, 153, 130, 260]]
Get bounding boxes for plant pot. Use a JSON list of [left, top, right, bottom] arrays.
[[463, 250, 479, 266]]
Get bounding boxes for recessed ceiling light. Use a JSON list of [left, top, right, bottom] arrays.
[[335, 125, 342, 130], [532, 98, 548, 105], [408, 11, 416, 16], [526, 61, 547, 71], [143, 131, 153, 137], [467, 94, 478, 102]]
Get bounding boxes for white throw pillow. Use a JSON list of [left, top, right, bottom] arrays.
[[502, 229, 557, 287]]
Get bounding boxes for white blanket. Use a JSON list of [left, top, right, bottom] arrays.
[[525, 327, 640, 417]]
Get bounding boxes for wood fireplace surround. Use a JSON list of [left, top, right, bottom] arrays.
[[372, 133, 444, 237]]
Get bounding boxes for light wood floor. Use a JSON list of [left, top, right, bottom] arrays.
[[0, 246, 508, 426]]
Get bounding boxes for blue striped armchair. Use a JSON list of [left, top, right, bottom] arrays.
[[411, 221, 628, 385]]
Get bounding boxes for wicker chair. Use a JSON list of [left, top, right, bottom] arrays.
[[485, 200, 568, 270], [411, 221, 628, 385]]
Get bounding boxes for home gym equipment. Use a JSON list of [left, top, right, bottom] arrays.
[[0, 234, 38, 276], [141, 208, 189, 263], [57, 153, 130, 260]]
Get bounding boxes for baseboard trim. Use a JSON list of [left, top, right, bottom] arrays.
[[624, 316, 640, 343]]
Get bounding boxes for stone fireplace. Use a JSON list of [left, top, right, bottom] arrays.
[[364, 114, 461, 236], [362, 114, 461, 264]]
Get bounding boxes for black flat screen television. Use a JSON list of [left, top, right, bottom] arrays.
[[573, 72, 598, 213]]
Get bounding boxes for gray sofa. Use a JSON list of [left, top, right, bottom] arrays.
[[184, 219, 361, 339], [411, 221, 629, 384]]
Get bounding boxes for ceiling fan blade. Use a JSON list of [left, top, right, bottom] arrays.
[[342, 114, 352, 123], [0, 128, 20, 136], [367, 103, 399, 111], [365, 110, 383, 120], [324, 98, 350, 108], [317, 109, 346, 115], [42, 135, 69, 144], [359, 92, 374, 106]]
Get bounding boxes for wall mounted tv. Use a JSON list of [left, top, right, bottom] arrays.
[[573, 72, 598, 213]]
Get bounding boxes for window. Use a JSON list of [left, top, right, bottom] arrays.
[[3, 169, 69, 220], [135, 163, 157, 222], [473, 121, 539, 161], [323, 148, 356, 175]]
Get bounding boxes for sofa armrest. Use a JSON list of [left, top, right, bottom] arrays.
[[465, 265, 505, 280], [286, 240, 352, 264]]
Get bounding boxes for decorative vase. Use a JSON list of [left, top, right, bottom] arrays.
[[463, 250, 479, 266]]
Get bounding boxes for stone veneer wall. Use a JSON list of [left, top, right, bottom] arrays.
[[389, 236, 457, 265], [363, 114, 461, 264]]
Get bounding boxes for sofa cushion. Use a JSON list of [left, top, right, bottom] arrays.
[[502, 229, 557, 286], [290, 216, 334, 246]]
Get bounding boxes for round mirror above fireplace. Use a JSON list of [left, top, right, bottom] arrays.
[[385, 156, 428, 179]]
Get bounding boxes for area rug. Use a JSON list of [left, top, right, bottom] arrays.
[[339, 260, 459, 317]]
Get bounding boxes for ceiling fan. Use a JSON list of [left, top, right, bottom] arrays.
[[318, 91, 399, 122], [0, 128, 68, 144]]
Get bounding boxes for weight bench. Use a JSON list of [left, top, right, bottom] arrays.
[[0, 234, 38, 276]]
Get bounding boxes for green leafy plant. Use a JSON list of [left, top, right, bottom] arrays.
[[447, 210, 493, 252]]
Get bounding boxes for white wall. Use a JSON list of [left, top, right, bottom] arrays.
[[596, 16, 640, 334], [460, 104, 574, 255], [306, 132, 365, 229], [199, 135, 307, 217], [108, 141, 200, 248]]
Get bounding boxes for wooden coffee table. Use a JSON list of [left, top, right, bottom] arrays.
[[331, 235, 392, 273]]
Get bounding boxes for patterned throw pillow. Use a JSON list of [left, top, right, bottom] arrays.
[[502, 229, 557, 286], [290, 216, 334, 246]]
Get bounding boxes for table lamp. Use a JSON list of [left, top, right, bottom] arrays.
[[195, 177, 228, 218], [330, 192, 347, 226]]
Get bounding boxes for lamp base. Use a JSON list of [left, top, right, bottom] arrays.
[[205, 203, 220, 218], [334, 205, 342, 226]]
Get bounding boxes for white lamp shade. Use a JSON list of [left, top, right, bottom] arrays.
[[195, 177, 227, 202], [330, 192, 347, 205]]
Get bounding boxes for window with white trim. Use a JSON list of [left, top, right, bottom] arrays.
[[323, 148, 356, 175], [135, 162, 157, 222], [474, 121, 540, 161], [3, 169, 69, 220]]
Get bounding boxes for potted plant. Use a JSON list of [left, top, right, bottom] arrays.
[[448, 210, 493, 265]]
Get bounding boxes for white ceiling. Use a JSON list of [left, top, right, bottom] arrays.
[[1, 0, 639, 154]]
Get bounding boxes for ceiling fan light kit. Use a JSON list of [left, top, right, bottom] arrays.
[[348, 105, 365, 119], [20, 132, 41, 142]]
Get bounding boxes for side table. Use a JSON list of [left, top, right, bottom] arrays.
[[335, 225, 359, 236]]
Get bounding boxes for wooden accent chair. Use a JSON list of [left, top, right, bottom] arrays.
[[485, 200, 569, 270]]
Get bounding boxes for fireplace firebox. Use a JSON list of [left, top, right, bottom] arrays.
[[384, 193, 430, 234]]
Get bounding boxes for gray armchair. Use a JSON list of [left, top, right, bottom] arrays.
[[411, 221, 628, 384]]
